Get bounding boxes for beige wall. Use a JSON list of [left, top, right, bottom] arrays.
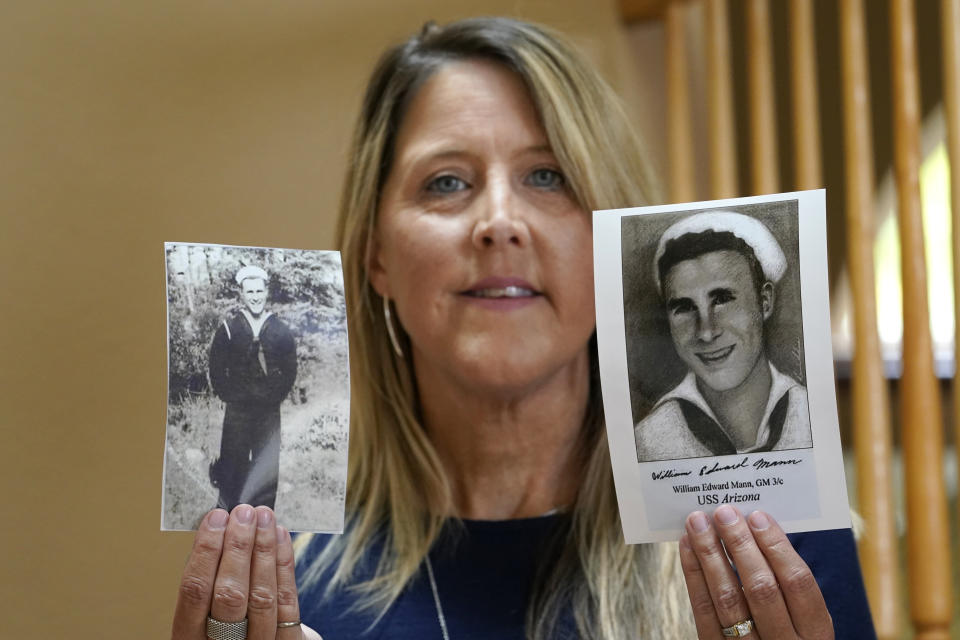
[[0, 2, 660, 637]]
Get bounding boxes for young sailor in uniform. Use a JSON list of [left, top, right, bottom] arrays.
[[635, 212, 812, 462]]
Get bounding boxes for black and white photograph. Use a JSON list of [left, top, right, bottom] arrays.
[[623, 201, 813, 463], [161, 242, 349, 532], [594, 190, 850, 543]]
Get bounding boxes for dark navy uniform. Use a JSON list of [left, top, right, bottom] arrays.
[[208, 310, 296, 509]]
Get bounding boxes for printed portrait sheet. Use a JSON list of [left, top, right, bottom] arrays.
[[594, 190, 850, 543], [161, 242, 350, 533]]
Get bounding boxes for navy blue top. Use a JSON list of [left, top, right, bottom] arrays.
[[296, 517, 876, 639]]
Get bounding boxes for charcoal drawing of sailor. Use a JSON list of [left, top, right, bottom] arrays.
[[633, 211, 813, 462]]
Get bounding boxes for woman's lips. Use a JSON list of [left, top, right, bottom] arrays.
[[696, 344, 735, 365], [461, 277, 541, 309], [464, 285, 537, 298]]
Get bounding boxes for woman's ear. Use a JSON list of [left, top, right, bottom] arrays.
[[366, 231, 389, 298]]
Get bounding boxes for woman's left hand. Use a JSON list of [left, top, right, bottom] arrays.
[[678, 505, 833, 639]]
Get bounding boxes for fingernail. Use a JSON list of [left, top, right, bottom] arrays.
[[689, 511, 709, 532], [276, 525, 286, 542], [257, 508, 274, 529], [748, 510, 770, 530], [715, 504, 738, 525], [208, 509, 228, 529], [235, 504, 254, 524]]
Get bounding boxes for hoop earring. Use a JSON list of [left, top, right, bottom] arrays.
[[383, 295, 404, 358]]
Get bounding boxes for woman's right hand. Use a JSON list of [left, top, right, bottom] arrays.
[[171, 505, 323, 640]]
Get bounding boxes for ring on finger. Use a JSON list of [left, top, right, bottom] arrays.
[[206, 615, 248, 640], [278, 620, 301, 628], [721, 618, 755, 637]]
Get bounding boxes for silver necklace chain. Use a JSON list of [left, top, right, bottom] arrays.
[[425, 555, 451, 640]]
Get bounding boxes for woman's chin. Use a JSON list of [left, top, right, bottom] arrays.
[[448, 349, 589, 400]]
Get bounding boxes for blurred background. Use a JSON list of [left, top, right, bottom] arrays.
[[2, 0, 956, 638], [1, 2, 652, 637]]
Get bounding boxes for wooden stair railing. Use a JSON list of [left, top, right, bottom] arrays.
[[705, 0, 738, 199], [746, 0, 778, 195], [890, 0, 953, 637], [789, 0, 822, 191], [943, 1, 960, 608], [665, 0, 695, 203], [621, 0, 957, 637], [838, 0, 900, 637]]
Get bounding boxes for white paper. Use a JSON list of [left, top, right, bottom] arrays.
[[594, 190, 850, 543]]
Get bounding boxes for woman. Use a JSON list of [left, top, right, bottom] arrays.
[[172, 17, 874, 640]]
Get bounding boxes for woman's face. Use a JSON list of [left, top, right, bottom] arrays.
[[368, 59, 595, 395]]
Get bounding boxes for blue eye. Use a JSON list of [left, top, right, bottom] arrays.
[[526, 168, 565, 189], [426, 175, 468, 193]]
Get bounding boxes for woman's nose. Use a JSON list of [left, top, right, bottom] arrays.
[[471, 180, 531, 249]]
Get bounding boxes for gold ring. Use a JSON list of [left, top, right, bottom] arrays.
[[277, 620, 301, 628], [721, 619, 754, 637]]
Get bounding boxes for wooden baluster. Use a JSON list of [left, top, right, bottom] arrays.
[[789, 0, 822, 189], [839, 1, 900, 637], [705, 0, 738, 198], [890, 0, 954, 637], [943, 0, 960, 574], [745, 0, 778, 194], [666, 0, 696, 203]]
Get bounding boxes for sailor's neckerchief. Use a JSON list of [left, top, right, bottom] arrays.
[[651, 362, 801, 455], [240, 308, 273, 338], [240, 309, 274, 375]]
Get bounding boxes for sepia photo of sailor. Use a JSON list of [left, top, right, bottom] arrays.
[[162, 243, 349, 532]]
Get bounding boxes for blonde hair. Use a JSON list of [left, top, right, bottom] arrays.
[[297, 17, 695, 639]]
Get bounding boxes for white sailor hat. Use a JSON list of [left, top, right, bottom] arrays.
[[235, 265, 269, 285], [653, 211, 786, 293]]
